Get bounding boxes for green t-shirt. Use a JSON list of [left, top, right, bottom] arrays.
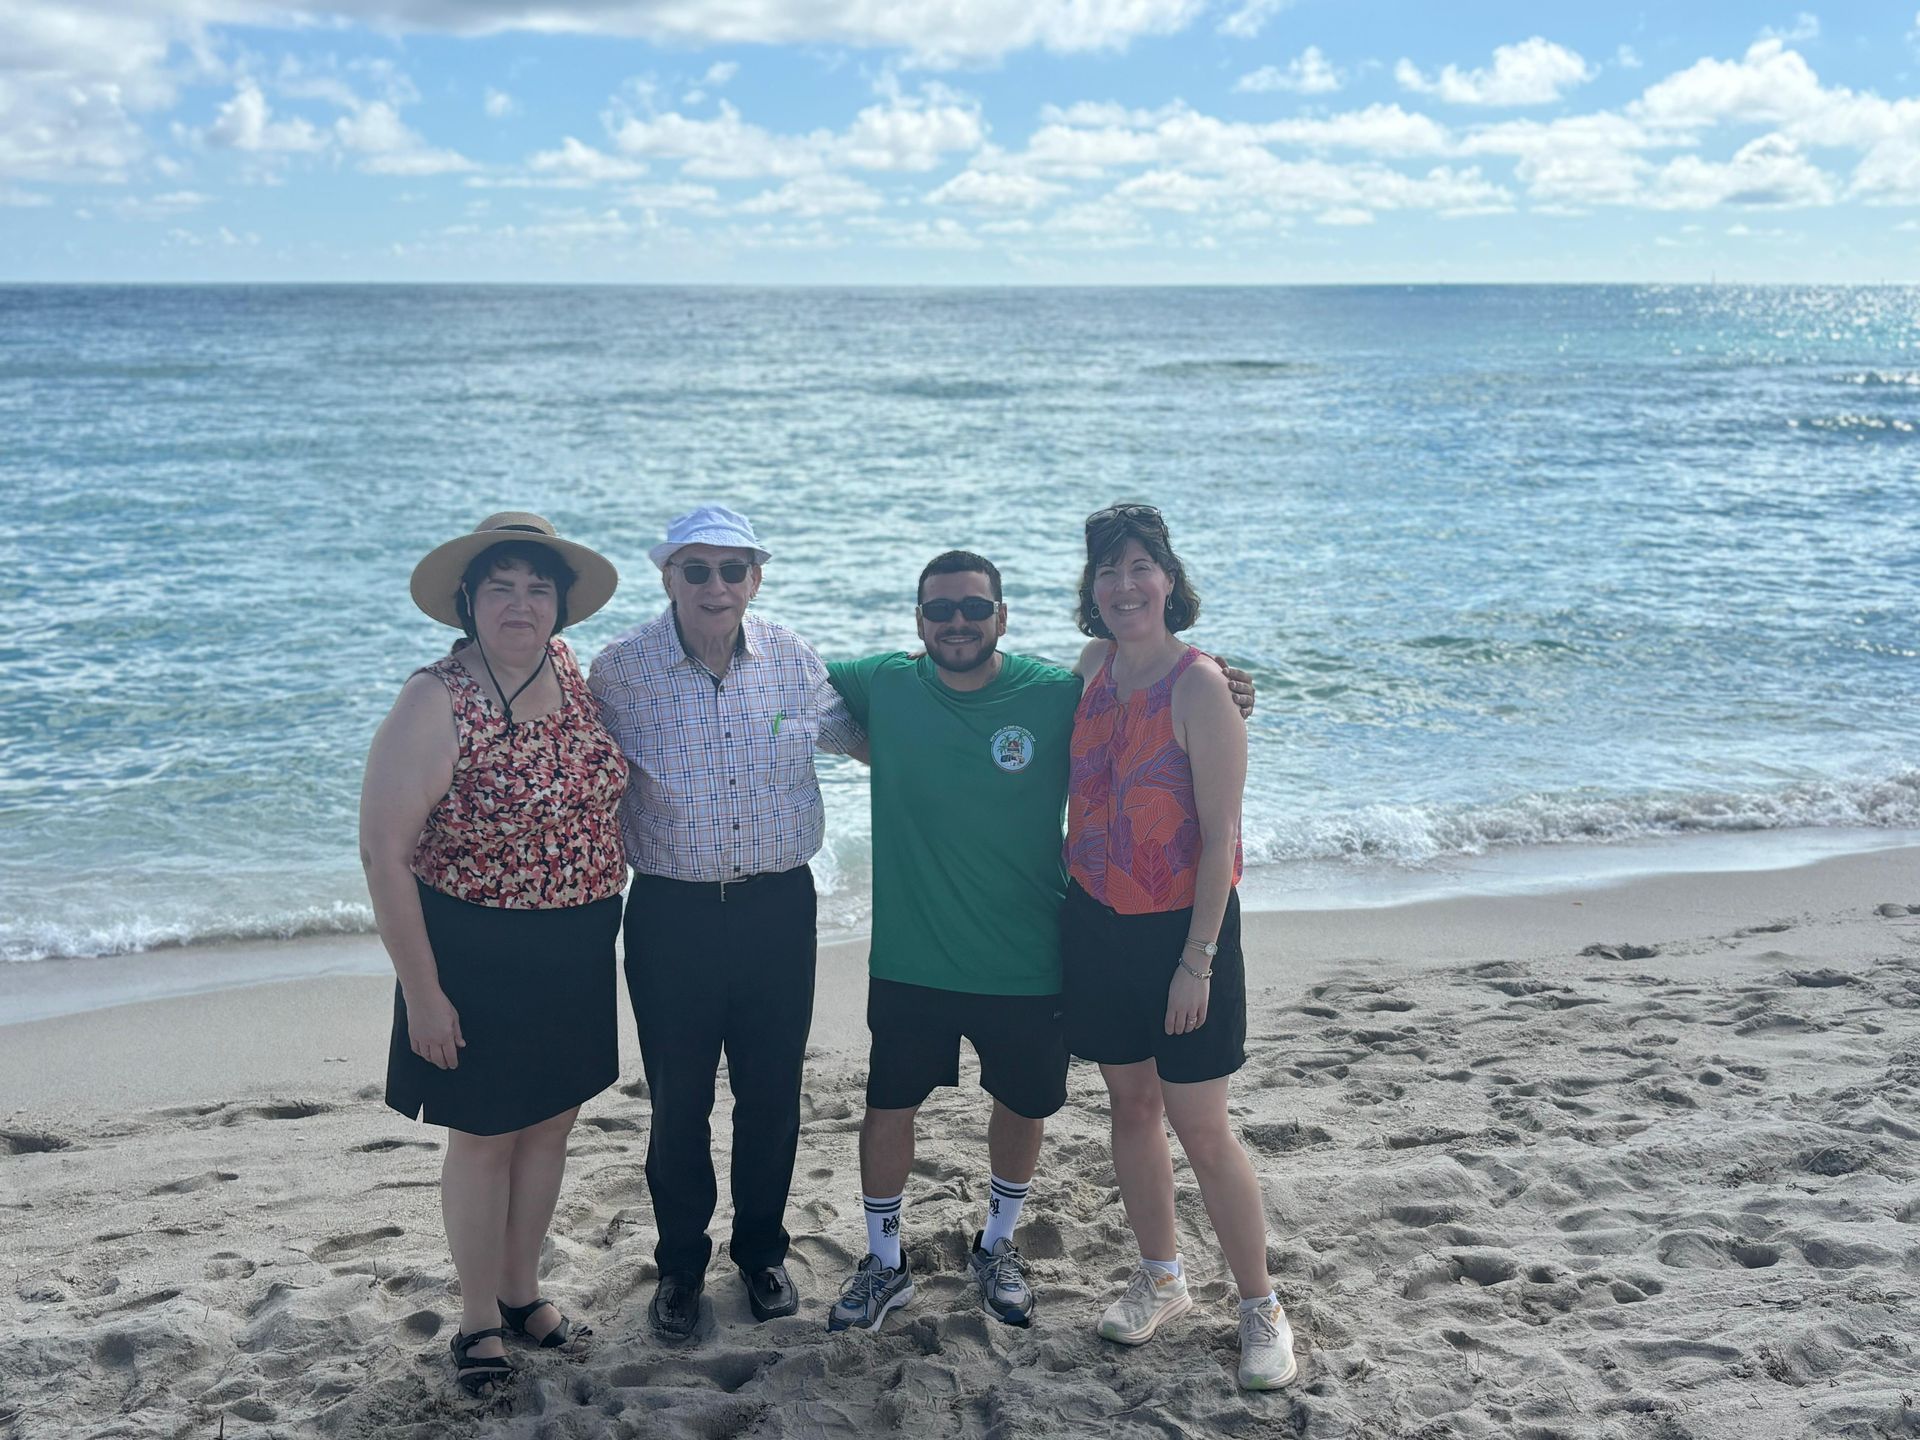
[[827, 651, 1082, 996]]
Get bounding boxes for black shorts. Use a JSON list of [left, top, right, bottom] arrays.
[[1060, 881, 1246, 1084], [865, 978, 1069, 1120]]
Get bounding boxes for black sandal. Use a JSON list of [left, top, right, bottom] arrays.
[[450, 1327, 513, 1397], [498, 1296, 591, 1350]]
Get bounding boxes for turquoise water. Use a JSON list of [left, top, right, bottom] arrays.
[[2, 284, 1916, 967]]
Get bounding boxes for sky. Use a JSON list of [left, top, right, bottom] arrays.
[[6, 2, 1920, 283]]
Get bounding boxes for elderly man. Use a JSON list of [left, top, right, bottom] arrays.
[[588, 505, 863, 1340]]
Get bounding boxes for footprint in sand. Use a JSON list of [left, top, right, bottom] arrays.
[[205, 1254, 257, 1280], [310, 1225, 404, 1262], [354, 1137, 438, 1152], [218, 1101, 332, 1126], [0, 1129, 72, 1154], [147, 1170, 238, 1195], [1241, 1120, 1333, 1154]]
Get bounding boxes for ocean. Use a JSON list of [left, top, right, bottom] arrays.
[[3, 284, 1917, 990]]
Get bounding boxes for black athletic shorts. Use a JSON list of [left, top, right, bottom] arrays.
[[864, 978, 1069, 1120], [1059, 881, 1246, 1084]]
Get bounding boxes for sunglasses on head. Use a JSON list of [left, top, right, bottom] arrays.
[[1085, 502, 1165, 529], [673, 559, 752, 585], [918, 596, 998, 623]]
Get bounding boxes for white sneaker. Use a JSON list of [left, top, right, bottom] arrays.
[[1097, 1263, 1192, 1344], [1237, 1300, 1298, 1389]]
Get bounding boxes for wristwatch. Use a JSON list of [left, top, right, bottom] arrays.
[[1184, 937, 1218, 959]]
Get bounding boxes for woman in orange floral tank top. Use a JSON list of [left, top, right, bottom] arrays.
[[1060, 503, 1296, 1391], [360, 513, 628, 1399]]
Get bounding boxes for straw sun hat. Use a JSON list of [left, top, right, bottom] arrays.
[[409, 512, 619, 629]]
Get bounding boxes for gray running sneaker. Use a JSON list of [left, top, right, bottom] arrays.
[[826, 1253, 914, 1333], [1097, 1262, 1192, 1344], [968, 1232, 1035, 1328], [1237, 1300, 1299, 1390]]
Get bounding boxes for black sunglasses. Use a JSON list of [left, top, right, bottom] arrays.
[[1085, 502, 1165, 529], [918, 596, 998, 623], [673, 559, 752, 585]]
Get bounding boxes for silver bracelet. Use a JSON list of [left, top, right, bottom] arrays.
[[1177, 957, 1213, 981]]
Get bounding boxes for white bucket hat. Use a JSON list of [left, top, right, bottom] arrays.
[[647, 503, 772, 571]]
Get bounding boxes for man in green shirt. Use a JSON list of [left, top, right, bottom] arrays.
[[823, 550, 1079, 1333]]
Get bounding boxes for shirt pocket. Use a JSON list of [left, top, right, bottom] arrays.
[[753, 705, 818, 793]]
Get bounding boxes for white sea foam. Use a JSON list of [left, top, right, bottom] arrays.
[[0, 901, 375, 966], [8, 772, 1918, 963], [1240, 768, 1920, 867]]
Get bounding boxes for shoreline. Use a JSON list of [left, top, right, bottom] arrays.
[[6, 842, 1917, 1119], [5, 828, 1918, 1030]]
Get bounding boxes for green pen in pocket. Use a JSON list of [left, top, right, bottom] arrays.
[[771, 709, 785, 738]]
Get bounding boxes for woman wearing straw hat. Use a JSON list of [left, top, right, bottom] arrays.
[[360, 512, 628, 1399]]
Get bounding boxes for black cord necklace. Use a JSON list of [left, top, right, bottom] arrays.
[[473, 639, 552, 739]]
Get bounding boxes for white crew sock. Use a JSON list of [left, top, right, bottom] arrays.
[[863, 1193, 904, 1270], [981, 1174, 1031, 1251], [1237, 1290, 1279, 1314], [1143, 1256, 1182, 1281]]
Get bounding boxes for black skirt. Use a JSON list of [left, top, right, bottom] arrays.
[[385, 880, 622, 1136]]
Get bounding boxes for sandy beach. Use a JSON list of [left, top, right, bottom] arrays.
[[5, 847, 1920, 1438]]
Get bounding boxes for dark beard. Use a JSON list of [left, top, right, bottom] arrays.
[[933, 635, 998, 674]]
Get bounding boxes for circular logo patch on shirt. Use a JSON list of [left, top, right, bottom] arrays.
[[989, 725, 1036, 773]]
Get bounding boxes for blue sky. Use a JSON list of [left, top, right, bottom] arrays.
[[6, 3, 1920, 282]]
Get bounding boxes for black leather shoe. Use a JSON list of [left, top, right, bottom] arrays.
[[740, 1264, 799, 1321], [649, 1273, 704, 1340]]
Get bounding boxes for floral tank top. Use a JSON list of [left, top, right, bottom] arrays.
[[409, 638, 629, 908], [1065, 644, 1242, 915]]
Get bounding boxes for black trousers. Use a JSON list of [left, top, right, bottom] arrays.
[[624, 865, 817, 1277]]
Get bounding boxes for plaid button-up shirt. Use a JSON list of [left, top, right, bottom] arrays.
[[588, 609, 863, 883]]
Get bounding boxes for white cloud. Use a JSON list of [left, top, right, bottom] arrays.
[[336, 101, 476, 175], [529, 136, 650, 182], [1760, 13, 1820, 44], [1216, 0, 1293, 41], [1616, 45, 1644, 71], [737, 173, 885, 216], [612, 103, 825, 178], [1631, 39, 1825, 131], [0, 4, 189, 181], [290, 0, 1210, 66], [1316, 206, 1373, 225], [619, 181, 723, 211], [839, 99, 984, 170], [110, 189, 213, 220], [0, 186, 51, 206], [205, 82, 326, 153], [1235, 46, 1342, 95], [1460, 113, 1658, 206], [1648, 133, 1836, 209], [704, 61, 739, 86], [852, 215, 983, 249], [1112, 168, 1229, 211], [611, 94, 980, 179], [927, 168, 1067, 209], [1263, 104, 1451, 156], [1396, 37, 1594, 107], [484, 87, 518, 117], [516, 208, 636, 242]]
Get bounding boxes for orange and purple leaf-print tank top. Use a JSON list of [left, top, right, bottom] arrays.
[[1066, 644, 1242, 915]]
